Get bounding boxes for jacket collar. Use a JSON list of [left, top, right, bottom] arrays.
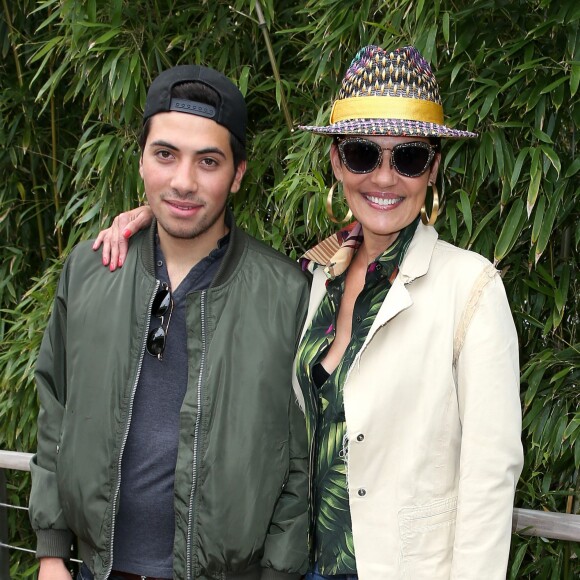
[[140, 207, 246, 286], [303, 220, 439, 283], [210, 208, 246, 287], [300, 222, 439, 350], [397, 222, 439, 284], [353, 223, 438, 360]]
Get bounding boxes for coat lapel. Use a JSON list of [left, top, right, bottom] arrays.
[[294, 222, 440, 403], [358, 223, 439, 351]]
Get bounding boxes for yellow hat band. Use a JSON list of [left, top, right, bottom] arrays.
[[330, 96, 444, 125]]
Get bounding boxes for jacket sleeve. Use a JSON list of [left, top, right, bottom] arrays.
[[260, 279, 310, 579], [29, 258, 74, 560], [450, 266, 524, 579]]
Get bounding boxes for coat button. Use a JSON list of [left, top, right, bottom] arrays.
[[358, 488, 366, 497], [356, 433, 365, 442]]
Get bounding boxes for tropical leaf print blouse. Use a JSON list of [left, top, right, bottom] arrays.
[[296, 218, 418, 575]]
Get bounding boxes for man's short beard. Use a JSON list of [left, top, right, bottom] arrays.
[[167, 199, 227, 240], [155, 172, 236, 240]]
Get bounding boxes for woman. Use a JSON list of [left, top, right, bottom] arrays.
[[97, 45, 523, 580]]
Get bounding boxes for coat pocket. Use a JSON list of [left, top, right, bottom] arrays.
[[398, 496, 457, 579]]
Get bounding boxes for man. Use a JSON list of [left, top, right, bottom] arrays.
[[29, 65, 310, 580]]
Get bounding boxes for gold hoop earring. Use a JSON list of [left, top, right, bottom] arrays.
[[326, 181, 353, 224], [421, 182, 439, 226]]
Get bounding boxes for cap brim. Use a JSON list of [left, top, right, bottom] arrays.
[[299, 118, 477, 139]]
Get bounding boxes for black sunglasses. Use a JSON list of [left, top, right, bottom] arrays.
[[337, 138, 436, 177], [146, 282, 173, 360]]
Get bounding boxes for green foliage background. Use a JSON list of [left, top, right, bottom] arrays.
[[0, 0, 578, 577]]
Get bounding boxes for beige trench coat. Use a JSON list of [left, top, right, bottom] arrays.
[[293, 223, 524, 579]]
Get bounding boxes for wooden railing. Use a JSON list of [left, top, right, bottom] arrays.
[[1, 449, 579, 578]]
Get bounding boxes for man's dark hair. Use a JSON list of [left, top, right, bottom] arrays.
[[139, 81, 247, 169]]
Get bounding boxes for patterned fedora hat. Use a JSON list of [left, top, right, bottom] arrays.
[[299, 45, 477, 139]]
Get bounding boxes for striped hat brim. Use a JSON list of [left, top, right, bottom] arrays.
[[299, 118, 477, 139]]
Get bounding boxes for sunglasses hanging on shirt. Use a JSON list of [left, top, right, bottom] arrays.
[[146, 282, 173, 360], [337, 138, 436, 177]]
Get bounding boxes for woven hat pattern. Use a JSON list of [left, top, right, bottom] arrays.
[[338, 46, 441, 104], [300, 45, 477, 139]]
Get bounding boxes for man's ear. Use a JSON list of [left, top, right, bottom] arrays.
[[230, 160, 247, 193]]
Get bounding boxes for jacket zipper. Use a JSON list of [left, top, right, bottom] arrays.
[[186, 290, 207, 579], [104, 280, 159, 579]]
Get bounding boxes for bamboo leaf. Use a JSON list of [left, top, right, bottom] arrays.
[[526, 170, 542, 218], [493, 131, 506, 175], [540, 145, 561, 176], [238, 65, 251, 97], [494, 198, 525, 264], [571, 63, 580, 97], [450, 60, 463, 85], [539, 76, 567, 94], [564, 157, 580, 178], [458, 189, 473, 236], [524, 365, 546, 409], [479, 89, 498, 121], [535, 187, 562, 263], [28, 35, 63, 64], [563, 417, 580, 440], [447, 202, 458, 241], [442, 12, 450, 44], [88, 28, 121, 49], [508, 542, 527, 579], [530, 128, 553, 143], [468, 206, 499, 248], [415, 0, 426, 20], [510, 147, 529, 190], [530, 194, 546, 244], [549, 367, 571, 384]]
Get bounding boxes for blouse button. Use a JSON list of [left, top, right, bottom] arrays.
[[356, 433, 365, 442], [376, 264, 382, 271], [355, 315, 362, 323], [358, 488, 367, 497]]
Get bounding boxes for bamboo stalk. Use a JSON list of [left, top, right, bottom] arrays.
[[1, 0, 22, 85], [50, 90, 63, 256], [48, 7, 63, 256], [254, 1, 294, 132], [2, 0, 48, 260]]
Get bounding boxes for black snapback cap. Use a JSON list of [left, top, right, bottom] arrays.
[[143, 65, 247, 146]]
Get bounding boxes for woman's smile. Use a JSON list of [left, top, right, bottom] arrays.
[[363, 193, 404, 208]]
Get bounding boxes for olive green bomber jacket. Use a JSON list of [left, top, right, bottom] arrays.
[[29, 217, 311, 580]]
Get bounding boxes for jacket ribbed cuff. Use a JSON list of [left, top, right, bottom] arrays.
[[36, 529, 74, 559], [260, 570, 301, 580]]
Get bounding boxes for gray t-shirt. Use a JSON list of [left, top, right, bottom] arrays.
[[112, 233, 228, 577]]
